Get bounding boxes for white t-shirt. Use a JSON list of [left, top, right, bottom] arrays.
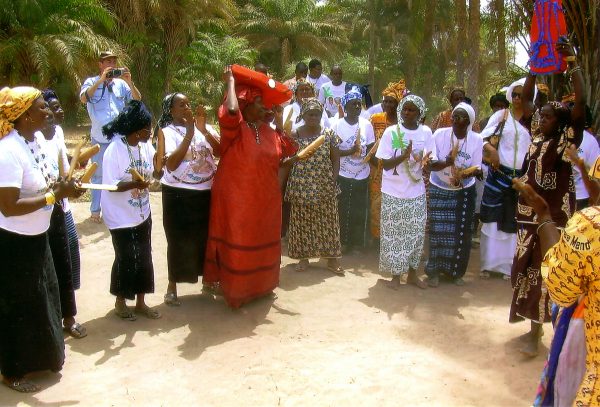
[[376, 124, 436, 199], [318, 81, 347, 116], [306, 74, 330, 97], [160, 124, 217, 191], [40, 126, 71, 212], [0, 130, 54, 235], [101, 138, 155, 230], [480, 109, 531, 170], [332, 117, 375, 180], [574, 130, 600, 200], [367, 103, 383, 116], [429, 127, 483, 190], [282, 102, 331, 131]]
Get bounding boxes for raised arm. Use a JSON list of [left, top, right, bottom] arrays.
[[224, 66, 239, 115], [521, 73, 537, 121]]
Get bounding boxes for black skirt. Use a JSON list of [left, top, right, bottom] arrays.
[[0, 228, 64, 377], [338, 177, 369, 250], [162, 185, 211, 283], [48, 204, 76, 318], [109, 217, 154, 300]]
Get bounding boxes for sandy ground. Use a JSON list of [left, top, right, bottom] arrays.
[[1, 195, 550, 407]]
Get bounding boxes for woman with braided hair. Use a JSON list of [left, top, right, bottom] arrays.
[[156, 93, 219, 306]]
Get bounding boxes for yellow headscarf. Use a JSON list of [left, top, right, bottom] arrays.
[[0, 86, 42, 138], [381, 79, 407, 102]]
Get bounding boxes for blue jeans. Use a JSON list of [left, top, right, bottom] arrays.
[[90, 142, 109, 214]]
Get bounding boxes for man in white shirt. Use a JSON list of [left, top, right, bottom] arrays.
[[283, 62, 308, 90], [318, 65, 347, 118], [79, 51, 141, 223], [306, 59, 330, 99], [573, 130, 600, 209]]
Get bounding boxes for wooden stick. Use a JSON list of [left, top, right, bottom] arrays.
[[77, 183, 118, 191], [57, 149, 65, 178], [67, 140, 85, 180], [79, 162, 98, 183], [362, 139, 380, 164], [78, 144, 100, 164], [297, 135, 325, 159], [283, 107, 294, 135], [353, 127, 361, 158], [129, 168, 145, 182]]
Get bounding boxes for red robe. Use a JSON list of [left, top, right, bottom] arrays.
[[203, 105, 296, 308]]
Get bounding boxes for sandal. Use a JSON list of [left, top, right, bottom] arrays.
[[295, 260, 309, 272], [2, 378, 40, 393], [327, 265, 345, 275], [202, 282, 223, 296], [89, 213, 102, 224], [64, 322, 87, 339], [114, 304, 137, 321], [164, 292, 181, 306], [135, 306, 162, 319], [479, 271, 490, 279]]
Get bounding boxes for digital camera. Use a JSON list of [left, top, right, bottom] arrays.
[[107, 68, 125, 79]]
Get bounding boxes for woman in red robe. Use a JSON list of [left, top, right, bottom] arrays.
[[203, 66, 297, 308]]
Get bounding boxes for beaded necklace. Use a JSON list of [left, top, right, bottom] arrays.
[[450, 131, 468, 188], [247, 122, 261, 144], [17, 131, 52, 188], [122, 137, 146, 219]]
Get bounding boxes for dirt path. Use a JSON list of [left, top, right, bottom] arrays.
[[1, 194, 547, 406]]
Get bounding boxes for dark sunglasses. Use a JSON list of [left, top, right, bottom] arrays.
[[511, 92, 522, 99]]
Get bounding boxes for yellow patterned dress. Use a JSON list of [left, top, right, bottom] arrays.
[[369, 112, 394, 239], [542, 206, 600, 406]]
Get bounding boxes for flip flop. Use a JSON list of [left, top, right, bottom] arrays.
[[135, 306, 162, 319], [2, 378, 40, 393], [64, 322, 87, 339]]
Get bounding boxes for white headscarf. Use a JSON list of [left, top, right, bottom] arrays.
[[452, 102, 476, 134], [506, 78, 538, 104]]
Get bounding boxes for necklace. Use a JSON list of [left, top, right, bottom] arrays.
[[17, 131, 52, 187], [450, 131, 468, 188], [247, 122, 261, 144], [170, 125, 199, 160], [122, 137, 146, 219]]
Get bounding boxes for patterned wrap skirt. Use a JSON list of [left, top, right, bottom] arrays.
[[509, 224, 551, 323], [425, 184, 477, 279], [288, 199, 341, 259], [109, 217, 155, 300], [162, 185, 211, 283], [64, 210, 81, 290], [48, 204, 77, 318], [380, 193, 427, 276], [0, 228, 64, 377]]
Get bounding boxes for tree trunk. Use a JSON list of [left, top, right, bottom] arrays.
[[456, 0, 467, 87], [422, 0, 436, 103], [368, 0, 376, 93], [466, 0, 480, 105], [495, 0, 506, 72], [281, 37, 290, 75]]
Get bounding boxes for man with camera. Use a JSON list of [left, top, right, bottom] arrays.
[[79, 51, 141, 223]]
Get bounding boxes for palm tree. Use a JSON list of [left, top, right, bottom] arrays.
[[236, 0, 347, 75], [0, 0, 116, 88]]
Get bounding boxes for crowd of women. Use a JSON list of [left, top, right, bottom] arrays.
[[1, 38, 599, 404]]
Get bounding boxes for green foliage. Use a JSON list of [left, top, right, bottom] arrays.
[[173, 32, 257, 120]]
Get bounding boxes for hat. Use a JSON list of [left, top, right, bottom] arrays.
[[231, 64, 292, 108], [99, 51, 117, 60]]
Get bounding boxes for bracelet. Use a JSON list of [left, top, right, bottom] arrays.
[[44, 191, 56, 206], [568, 66, 582, 77], [536, 219, 555, 234]]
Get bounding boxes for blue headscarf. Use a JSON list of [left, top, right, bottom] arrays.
[[341, 86, 362, 108]]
